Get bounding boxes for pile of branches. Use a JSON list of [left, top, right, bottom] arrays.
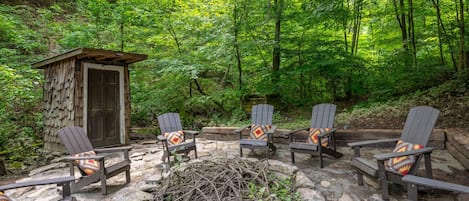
[[152, 157, 298, 201]]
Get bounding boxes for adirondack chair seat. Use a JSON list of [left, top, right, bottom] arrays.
[[289, 142, 321, 151], [157, 135, 196, 152], [58, 127, 132, 195], [239, 139, 268, 147], [0, 176, 76, 201]]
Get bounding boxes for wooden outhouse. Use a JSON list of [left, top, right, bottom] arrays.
[[33, 48, 147, 151]]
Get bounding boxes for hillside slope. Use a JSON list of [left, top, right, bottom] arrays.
[[335, 78, 469, 131]]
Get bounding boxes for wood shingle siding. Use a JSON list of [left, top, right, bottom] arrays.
[[34, 48, 147, 152]]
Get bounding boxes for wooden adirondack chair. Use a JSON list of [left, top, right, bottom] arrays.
[[235, 104, 277, 158], [58, 126, 132, 195], [287, 103, 343, 168], [157, 113, 198, 167], [402, 175, 469, 201], [0, 176, 76, 201], [347, 106, 439, 201]]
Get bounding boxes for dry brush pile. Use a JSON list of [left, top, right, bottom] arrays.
[[151, 157, 300, 201]]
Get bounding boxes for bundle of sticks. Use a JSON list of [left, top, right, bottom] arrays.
[[152, 157, 296, 201]]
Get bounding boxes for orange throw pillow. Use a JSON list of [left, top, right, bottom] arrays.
[[73, 151, 100, 176], [387, 140, 424, 175], [164, 130, 185, 146], [250, 124, 272, 141], [308, 128, 331, 147]]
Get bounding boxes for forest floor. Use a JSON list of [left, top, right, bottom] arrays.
[[333, 81, 469, 132]]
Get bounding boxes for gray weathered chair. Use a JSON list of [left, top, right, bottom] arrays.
[[235, 104, 277, 158], [157, 113, 198, 167], [0, 176, 76, 201], [402, 175, 469, 201], [58, 126, 132, 195], [287, 103, 343, 168], [347, 106, 439, 201]]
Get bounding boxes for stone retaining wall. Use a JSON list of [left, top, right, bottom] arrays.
[[201, 127, 445, 148], [445, 128, 469, 170]]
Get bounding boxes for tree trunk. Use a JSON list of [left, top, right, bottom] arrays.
[[392, 0, 408, 51], [408, 0, 417, 67], [272, 0, 283, 94], [0, 159, 6, 176], [433, 0, 458, 71], [432, 0, 445, 65], [457, 0, 466, 72], [351, 0, 362, 55], [233, 4, 242, 90], [120, 21, 124, 51], [343, 0, 349, 53]]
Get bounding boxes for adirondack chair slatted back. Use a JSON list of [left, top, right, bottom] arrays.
[[400, 106, 439, 146], [251, 104, 274, 125], [310, 103, 336, 128], [158, 113, 184, 134], [58, 126, 94, 155]]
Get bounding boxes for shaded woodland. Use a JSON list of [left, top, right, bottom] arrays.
[[0, 0, 468, 169]]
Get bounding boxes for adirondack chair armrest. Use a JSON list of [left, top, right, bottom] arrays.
[[64, 154, 106, 161], [234, 125, 250, 133], [317, 128, 338, 137], [347, 138, 400, 148], [94, 146, 133, 153], [157, 135, 167, 141], [267, 125, 277, 134], [373, 147, 434, 161], [183, 130, 199, 138], [0, 176, 75, 191], [402, 175, 469, 193]]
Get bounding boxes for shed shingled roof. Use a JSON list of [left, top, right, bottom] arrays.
[[32, 47, 148, 69]]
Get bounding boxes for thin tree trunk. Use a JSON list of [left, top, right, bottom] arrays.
[[458, 0, 466, 72], [233, 4, 242, 90], [433, 0, 458, 71], [432, 0, 445, 65], [120, 21, 124, 51], [392, 0, 408, 50], [343, 0, 349, 53], [272, 0, 283, 93], [351, 0, 362, 55], [408, 0, 417, 66]]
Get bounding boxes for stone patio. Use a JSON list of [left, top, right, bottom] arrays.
[[1, 138, 467, 201]]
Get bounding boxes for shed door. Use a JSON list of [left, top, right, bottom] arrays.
[[87, 68, 120, 147]]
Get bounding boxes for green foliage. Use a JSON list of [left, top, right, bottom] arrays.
[[0, 0, 467, 170], [0, 65, 42, 169], [247, 174, 300, 201]]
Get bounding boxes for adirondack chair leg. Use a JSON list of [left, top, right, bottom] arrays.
[[240, 147, 243, 157], [378, 160, 390, 201], [99, 160, 107, 195], [61, 180, 72, 199], [357, 172, 364, 185], [167, 152, 171, 168], [319, 151, 324, 168], [406, 183, 418, 201], [194, 148, 198, 159], [424, 153, 432, 179], [318, 138, 324, 168], [291, 152, 295, 163], [125, 169, 131, 184]]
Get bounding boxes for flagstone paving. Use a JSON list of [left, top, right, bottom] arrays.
[[1, 138, 467, 201]]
